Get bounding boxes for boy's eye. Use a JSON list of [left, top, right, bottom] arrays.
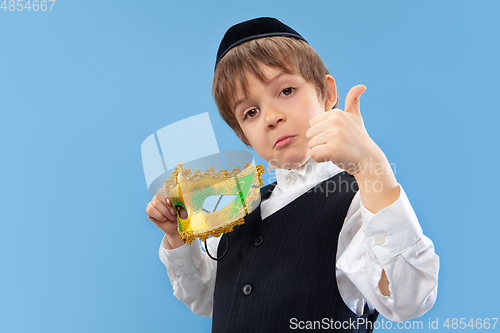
[[280, 87, 295, 96], [244, 108, 259, 120]]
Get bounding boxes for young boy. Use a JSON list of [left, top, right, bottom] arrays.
[[146, 17, 439, 332]]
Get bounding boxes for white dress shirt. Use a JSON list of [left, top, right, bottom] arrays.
[[159, 159, 439, 322]]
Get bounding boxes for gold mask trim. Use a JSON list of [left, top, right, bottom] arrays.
[[164, 162, 264, 244]]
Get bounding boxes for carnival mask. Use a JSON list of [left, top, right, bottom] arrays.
[[164, 162, 264, 244]]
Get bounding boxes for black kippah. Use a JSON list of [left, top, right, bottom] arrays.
[[215, 17, 307, 70]]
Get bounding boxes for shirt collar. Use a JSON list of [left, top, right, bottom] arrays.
[[274, 159, 344, 193]]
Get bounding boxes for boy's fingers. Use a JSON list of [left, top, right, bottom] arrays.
[[307, 110, 343, 139], [306, 122, 326, 141], [165, 198, 177, 216], [155, 188, 169, 205], [156, 187, 173, 207], [151, 197, 177, 220], [306, 123, 320, 140], [308, 130, 328, 149], [146, 202, 166, 222], [154, 195, 177, 215], [309, 110, 331, 127], [154, 187, 177, 215], [344, 85, 366, 117]]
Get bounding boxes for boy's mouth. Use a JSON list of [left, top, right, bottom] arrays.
[[274, 136, 295, 148]]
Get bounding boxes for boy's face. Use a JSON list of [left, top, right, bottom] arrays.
[[233, 65, 336, 169]]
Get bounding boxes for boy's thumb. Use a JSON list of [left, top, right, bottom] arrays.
[[344, 85, 366, 117]]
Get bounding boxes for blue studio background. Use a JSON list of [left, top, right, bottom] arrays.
[[1, 1, 499, 332]]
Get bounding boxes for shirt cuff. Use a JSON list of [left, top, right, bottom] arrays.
[[361, 185, 423, 264], [159, 235, 204, 275]]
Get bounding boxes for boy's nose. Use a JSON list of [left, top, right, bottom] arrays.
[[265, 107, 286, 128]]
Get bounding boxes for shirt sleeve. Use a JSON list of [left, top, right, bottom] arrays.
[[336, 185, 439, 322], [159, 235, 220, 317]]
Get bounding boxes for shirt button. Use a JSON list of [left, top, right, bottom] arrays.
[[254, 235, 264, 247], [242, 283, 252, 296], [374, 233, 386, 245], [286, 174, 296, 185], [176, 259, 185, 267]]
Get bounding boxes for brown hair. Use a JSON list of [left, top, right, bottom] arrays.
[[212, 36, 334, 144]]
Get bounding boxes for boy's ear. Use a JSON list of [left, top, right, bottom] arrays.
[[324, 75, 338, 111]]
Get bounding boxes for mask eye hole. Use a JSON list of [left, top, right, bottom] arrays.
[[175, 206, 188, 219], [202, 195, 238, 213]]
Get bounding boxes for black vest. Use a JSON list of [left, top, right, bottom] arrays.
[[213, 172, 378, 332]]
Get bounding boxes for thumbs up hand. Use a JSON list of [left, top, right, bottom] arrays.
[[344, 84, 366, 117], [306, 85, 381, 175], [307, 84, 400, 213]]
